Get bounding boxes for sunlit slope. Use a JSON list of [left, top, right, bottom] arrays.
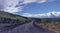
[[0, 11, 31, 29], [0, 11, 31, 22]]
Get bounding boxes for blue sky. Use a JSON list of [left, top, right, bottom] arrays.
[[0, 0, 60, 18], [19, 0, 60, 14]]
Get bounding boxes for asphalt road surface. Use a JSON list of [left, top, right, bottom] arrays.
[[0, 21, 56, 33]]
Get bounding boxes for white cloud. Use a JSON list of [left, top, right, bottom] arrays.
[[37, 0, 47, 3], [22, 11, 60, 18], [22, 0, 47, 4], [0, 0, 56, 13], [4, 0, 23, 13], [22, 0, 37, 4], [4, 7, 22, 13], [0, 0, 23, 13], [22, 0, 56, 4]]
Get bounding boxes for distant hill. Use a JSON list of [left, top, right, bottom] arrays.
[[0, 11, 31, 29]]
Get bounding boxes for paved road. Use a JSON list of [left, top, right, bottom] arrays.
[[0, 21, 56, 33]]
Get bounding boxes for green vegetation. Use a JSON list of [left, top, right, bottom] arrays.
[[0, 11, 31, 22], [0, 11, 32, 29]]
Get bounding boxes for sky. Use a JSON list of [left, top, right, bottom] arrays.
[[0, 0, 60, 18]]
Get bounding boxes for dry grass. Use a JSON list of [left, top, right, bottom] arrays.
[[36, 22, 60, 33]]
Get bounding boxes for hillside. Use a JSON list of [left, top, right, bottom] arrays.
[[0, 11, 31, 29], [0, 11, 31, 22]]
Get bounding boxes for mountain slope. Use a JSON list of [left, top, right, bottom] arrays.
[[0, 11, 31, 29], [0, 11, 31, 22]]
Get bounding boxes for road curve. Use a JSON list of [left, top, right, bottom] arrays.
[[0, 21, 56, 33]]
